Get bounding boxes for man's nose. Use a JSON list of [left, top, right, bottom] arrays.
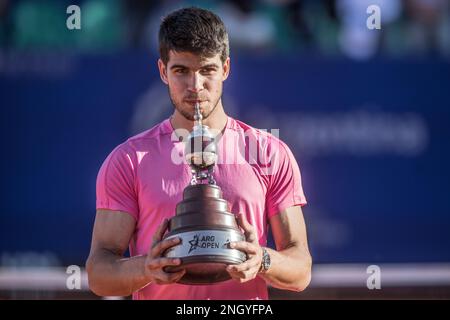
[[188, 72, 204, 93]]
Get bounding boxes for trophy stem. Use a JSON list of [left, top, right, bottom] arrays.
[[207, 166, 216, 185]]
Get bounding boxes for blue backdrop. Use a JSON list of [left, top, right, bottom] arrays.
[[1, 51, 449, 265]]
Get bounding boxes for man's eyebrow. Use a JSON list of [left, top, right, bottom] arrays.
[[200, 63, 219, 69], [170, 63, 220, 70], [170, 64, 188, 70]]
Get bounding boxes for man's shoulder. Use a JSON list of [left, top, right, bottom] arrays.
[[105, 119, 171, 159], [127, 119, 171, 143], [230, 117, 288, 149]]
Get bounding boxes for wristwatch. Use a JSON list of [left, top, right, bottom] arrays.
[[259, 247, 271, 273]]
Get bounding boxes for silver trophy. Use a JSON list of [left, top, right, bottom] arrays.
[[162, 103, 246, 284]]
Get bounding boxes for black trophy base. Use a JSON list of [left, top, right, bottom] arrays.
[[164, 255, 244, 285]]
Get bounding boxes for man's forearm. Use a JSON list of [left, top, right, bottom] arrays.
[[259, 246, 312, 292], [86, 249, 151, 297]]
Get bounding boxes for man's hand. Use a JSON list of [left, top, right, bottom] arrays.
[[144, 218, 186, 285], [226, 213, 263, 283]]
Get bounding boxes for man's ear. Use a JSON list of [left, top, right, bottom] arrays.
[[222, 57, 231, 81], [158, 58, 169, 85]]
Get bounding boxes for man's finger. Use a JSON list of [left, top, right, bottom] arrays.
[[226, 258, 259, 273], [227, 261, 249, 273], [230, 241, 258, 254], [226, 267, 243, 280], [165, 269, 186, 283], [242, 270, 256, 281], [147, 257, 181, 270], [155, 269, 186, 284], [151, 218, 169, 248], [151, 237, 181, 257], [226, 270, 241, 281]]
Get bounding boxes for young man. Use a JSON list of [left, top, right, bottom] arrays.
[[86, 7, 312, 300]]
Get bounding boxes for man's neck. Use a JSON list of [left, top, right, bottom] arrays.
[[170, 101, 228, 133]]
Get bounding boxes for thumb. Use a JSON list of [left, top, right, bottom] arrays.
[[237, 213, 252, 230], [237, 213, 257, 242], [151, 218, 169, 250]]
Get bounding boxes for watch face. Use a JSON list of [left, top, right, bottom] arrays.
[[263, 249, 270, 270], [265, 256, 270, 269]]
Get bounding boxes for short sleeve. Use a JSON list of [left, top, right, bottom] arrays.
[[266, 141, 307, 218], [96, 144, 139, 220]]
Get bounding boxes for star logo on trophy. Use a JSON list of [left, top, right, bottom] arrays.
[[188, 234, 200, 253]]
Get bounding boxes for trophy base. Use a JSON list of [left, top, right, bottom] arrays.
[[164, 256, 244, 284], [163, 229, 246, 284]]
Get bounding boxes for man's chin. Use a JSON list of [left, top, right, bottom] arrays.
[[178, 106, 211, 121], [173, 98, 219, 121], [175, 108, 197, 121]]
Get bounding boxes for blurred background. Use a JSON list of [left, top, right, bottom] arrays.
[[0, 0, 450, 299]]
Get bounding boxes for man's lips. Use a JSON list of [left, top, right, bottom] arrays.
[[185, 100, 208, 107]]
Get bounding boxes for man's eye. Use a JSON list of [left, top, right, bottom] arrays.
[[174, 69, 187, 74], [201, 69, 216, 75]]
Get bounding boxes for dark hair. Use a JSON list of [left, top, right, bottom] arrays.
[[159, 7, 229, 65]]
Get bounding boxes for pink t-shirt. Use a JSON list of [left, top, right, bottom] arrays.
[[96, 116, 307, 300]]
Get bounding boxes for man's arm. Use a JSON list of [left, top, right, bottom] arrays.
[[86, 209, 185, 297], [259, 206, 312, 291], [226, 206, 312, 292]]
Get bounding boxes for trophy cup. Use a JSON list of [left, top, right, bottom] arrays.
[[162, 103, 246, 284]]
